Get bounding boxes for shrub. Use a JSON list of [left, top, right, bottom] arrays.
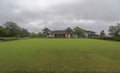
[[89, 36, 120, 41], [0, 37, 20, 41]]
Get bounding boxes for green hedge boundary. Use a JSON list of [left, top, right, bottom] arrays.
[[89, 36, 120, 41], [0, 37, 30, 41]]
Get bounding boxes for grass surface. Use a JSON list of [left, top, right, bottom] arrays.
[[0, 38, 120, 72]]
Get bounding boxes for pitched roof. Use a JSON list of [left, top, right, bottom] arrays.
[[50, 30, 69, 34], [83, 29, 96, 33]]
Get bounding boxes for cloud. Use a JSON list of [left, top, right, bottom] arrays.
[[14, 0, 79, 10], [0, 0, 120, 34], [52, 0, 120, 21]]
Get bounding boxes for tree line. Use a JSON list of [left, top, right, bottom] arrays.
[[0, 21, 30, 38], [94, 23, 120, 41], [0, 21, 120, 41], [99, 23, 120, 38]]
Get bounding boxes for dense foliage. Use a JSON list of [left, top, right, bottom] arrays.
[[109, 23, 120, 37], [73, 27, 85, 38], [0, 25, 8, 37], [0, 21, 120, 41], [0, 21, 30, 38]]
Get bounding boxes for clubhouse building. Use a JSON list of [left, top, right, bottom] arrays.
[[45, 29, 96, 38], [47, 30, 71, 38]]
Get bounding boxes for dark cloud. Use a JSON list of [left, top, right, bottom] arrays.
[[0, 0, 120, 34]]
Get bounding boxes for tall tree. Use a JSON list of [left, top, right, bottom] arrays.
[[4, 21, 21, 37], [109, 23, 120, 37], [19, 28, 30, 37], [0, 25, 8, 37], [100, 30, 105, 37], [66, 27, 74, 37], [115, 23, 120, 37], [109, 26, 117, 37], [42, 28, 50, 34], [74, 27, 84, 38]]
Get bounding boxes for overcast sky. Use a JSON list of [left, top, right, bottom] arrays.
[[0, 0, 120, 34]]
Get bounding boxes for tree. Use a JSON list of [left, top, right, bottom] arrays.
[[42, 28, 50, 34], [0, 25, 8, 37], [66, 27, 74, 37], [109, 23, 120, 37], [37, 32, 47, 38], [115, 23, 120, 37], [74, 27, 84, 38], [100, 30, 105, 37], [19, 28, 30, 37], [30, 32, 37, 38], [4, 21, 21, 37], [109, 26, 117, 37], [3, 21, 30, 38]]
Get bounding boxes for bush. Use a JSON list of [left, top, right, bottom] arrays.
[[0, 37, 20, 41], [89, 36, 120, 41], [37, 33, 47, 38], [100, 37, 120, 41]]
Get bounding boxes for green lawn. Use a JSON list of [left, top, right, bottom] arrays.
[[0, 38, 120, 72]]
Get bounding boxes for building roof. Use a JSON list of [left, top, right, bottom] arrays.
[[83, 30, 96, 33], [50, 30, 69, 34]]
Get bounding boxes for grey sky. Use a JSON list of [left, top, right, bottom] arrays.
[[0, 0, 120, 34]]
